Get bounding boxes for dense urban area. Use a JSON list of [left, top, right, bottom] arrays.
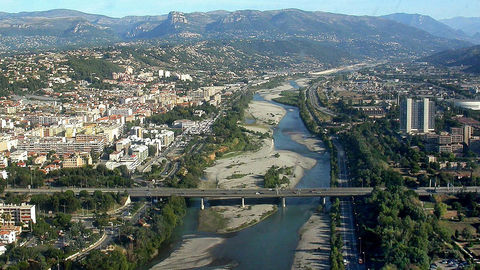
[[0, 6, 480, 270]]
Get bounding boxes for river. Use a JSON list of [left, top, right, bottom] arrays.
[[148, 82, 330, 269]]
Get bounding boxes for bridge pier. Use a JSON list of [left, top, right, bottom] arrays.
[[200, 198, 205, 210], [241, 197, 245, 208], [281, 197, 286, 208]]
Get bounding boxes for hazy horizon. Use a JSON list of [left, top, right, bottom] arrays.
[[1, 0, 479, 20]]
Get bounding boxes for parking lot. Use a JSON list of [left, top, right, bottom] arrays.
[[431, 259, 472, 269]]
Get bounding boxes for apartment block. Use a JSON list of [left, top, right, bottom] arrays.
[[0, 203, 36, 225], [400, 97, 435, 134]]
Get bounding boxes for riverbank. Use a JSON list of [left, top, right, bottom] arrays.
[[150, 236, 224, 270], [291, 211, 331, 270]]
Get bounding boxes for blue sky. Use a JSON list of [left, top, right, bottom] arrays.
[[1, 0, 479, 19]]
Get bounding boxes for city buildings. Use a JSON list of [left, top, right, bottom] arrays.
[[9, 150, 27, 163], [18, 138, 104, 155], [400, 97, 435, 134], [63, 153, 92, 168], [131, 144, 148, 163], [0, 230, 16, 244], [0, 203, 36, 225]]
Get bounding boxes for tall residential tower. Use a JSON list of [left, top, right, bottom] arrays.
[[400, 97, 435, 134]]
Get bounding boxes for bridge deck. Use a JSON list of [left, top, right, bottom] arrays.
[[4, 186, 480, 198]]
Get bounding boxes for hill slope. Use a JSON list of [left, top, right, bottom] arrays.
[[382, 13, 475, 43], [441, 17, 480, 37], [423, 45, 480, 73]]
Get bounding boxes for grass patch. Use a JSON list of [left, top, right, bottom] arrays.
[[312, 107, 333, 122], [226, 219, 258, 232], [260, 206, 278, 219], [198, 208, 228, 233], [226, 173, 248, 180], [272, 90, 299, 106], [226, 162, 245, 169], [439, 220, 477, 238], [422, 201, 435, 209], [224, 205, 278, 233], [218, 151, 244, 160]]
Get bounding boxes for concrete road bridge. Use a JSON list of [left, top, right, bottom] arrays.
[[5, 186, 478, 209]]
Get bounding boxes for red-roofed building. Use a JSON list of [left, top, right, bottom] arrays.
[[16, 162, 26, 167]]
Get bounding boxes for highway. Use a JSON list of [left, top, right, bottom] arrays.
[[335, 140, 364, 270], [5, 186, 480, 198], [306, 81, 337, 117]]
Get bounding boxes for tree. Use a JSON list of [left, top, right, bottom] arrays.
[[434, 202, 447, 219], [53, 213, 72, 229], [462, 227, 475, 240], [148, 145, 157, 157], [1, 212, 11, 225]]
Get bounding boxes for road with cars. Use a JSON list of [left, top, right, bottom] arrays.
[[306, 81, 337, 117], [6, 185, 480, 199], [334, 139, 365, 270]]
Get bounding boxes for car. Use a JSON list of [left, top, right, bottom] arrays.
[[255, 192, 260, 195]]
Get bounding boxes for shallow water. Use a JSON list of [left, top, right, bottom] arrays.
[[148, 91, 330, 270]]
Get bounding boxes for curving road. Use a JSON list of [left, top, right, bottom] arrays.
[[306, 82, 337, 117]]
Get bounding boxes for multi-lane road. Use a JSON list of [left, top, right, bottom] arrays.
[[5, 186, 480, 198], [335, 140, 364, 270], [306, 81, 337, 117]]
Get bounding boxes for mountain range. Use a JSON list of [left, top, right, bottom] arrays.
[[423, 45, 480, 74], [0, 8, 472, 59], [382, 13, 479, 44], [441, 17, 480, 37]]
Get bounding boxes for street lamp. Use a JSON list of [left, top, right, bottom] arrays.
[[359, 236, 362, 254]]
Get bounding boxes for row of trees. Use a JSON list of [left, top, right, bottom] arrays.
[[6, 164, 133, 189], [297, 90, 319, 134], [330, 198, 345, 270], [356, 187, 450, 269], [29, 190, 127, 214], [51, 165, 133, 188], [339, 118, 417, 187]]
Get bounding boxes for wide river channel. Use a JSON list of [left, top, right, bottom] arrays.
[[147, 82, 331, 269]]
